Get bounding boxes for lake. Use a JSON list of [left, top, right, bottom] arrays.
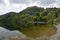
[[0, 25, 60, 40]]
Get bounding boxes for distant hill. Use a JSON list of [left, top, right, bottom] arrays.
[[0, 6, 60, 31], [20, 6, 44, 15]]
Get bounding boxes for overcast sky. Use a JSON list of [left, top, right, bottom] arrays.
[[0, 0, 60, 15]]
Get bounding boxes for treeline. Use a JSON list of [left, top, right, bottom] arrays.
[[0, 6, 60, 31]]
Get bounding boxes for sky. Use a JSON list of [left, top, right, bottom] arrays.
[[0, 0, 60, 15]]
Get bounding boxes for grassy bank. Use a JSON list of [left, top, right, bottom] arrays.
[[56, 17, 60, 24]]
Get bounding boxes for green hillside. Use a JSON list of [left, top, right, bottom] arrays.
[[0, 6, 60, 31]]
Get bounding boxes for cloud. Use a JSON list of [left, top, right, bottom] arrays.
[[9, 0, 38, 5], [0, 4, 27, 15], [0, 0, 60, 15], [38, 0, 57, 6], [0, 0, 27, 15], [0, 0, 2, 3], [9, 0, 59, 7], [10, 0, 30, 4], [4, 0, 60, 8]]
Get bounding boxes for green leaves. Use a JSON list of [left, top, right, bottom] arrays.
[[0, 6, 59, 31]]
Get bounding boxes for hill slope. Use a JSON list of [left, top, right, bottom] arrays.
[[0, 6, 60, 31]]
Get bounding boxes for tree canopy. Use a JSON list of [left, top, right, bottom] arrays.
[[0, 6, 60, 31]]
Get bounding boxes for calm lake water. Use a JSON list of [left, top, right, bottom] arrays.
[[0, 25, 60, 40]]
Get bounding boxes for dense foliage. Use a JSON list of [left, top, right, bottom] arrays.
[[0, 6, 60, 31]]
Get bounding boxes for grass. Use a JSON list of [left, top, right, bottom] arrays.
[[55, 16, 60, 24], [21, 25, 57, 38]]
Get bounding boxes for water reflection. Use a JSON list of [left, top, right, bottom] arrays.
[[22, 25, 60, 40], [0, 27, 20, 40], [0, 25, 60, 40]]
